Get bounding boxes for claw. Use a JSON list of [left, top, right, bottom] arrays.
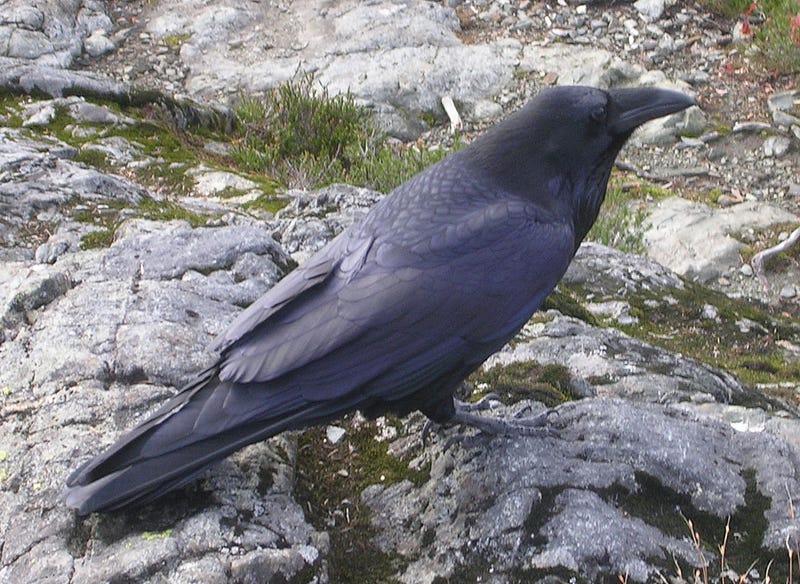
[[421, 398, 560, 449]]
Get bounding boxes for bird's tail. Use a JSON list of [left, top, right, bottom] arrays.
[[63, 369, 349, 515]]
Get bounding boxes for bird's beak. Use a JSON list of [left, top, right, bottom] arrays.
[[608, 87, 695, 136]]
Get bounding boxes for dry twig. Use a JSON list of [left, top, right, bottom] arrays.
[[751, 224, 800, 286]]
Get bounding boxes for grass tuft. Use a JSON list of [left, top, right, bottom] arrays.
[[232, 73, 447, 192], [699, 0, 800, 73]]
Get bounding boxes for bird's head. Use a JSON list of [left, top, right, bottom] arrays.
[[466, 85, 695, 245]]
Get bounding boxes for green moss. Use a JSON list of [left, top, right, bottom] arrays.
[[294, 418, 427, 583], [587, 180, 649, 254], [74, 147, 110, 169], [418, 111, 438, 127], [80, 228, 115, 250], [140, 529, 173, 541], [557, 274, 800, 404], [163, 33, 191, 48], [0, 95, 24, 127], [614, 470, 781, 580], [470, 361, 581, 407], [242, 194, 289, 215], [135, 197, 207, 226], [541, 287, 598, 326]]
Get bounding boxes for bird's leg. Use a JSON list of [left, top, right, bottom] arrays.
[[448, 398, 557, 437], [456, 392, 502, 413], [422, 393, 558, 448]]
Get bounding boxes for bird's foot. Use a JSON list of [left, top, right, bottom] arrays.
[[450, 405, 557, 437], [420, 393, 501, 444], [423, 396, 559, 449]]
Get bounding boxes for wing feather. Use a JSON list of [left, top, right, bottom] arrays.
[[213, 196, 575, 407]]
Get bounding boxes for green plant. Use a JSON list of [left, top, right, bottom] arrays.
[[232, 73, 447, 192], [700, 0, 800, 73]]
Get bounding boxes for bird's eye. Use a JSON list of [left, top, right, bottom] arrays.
[[590, 105, 607, 124]]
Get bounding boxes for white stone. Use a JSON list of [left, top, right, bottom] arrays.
[[84, 30, 115, 57]]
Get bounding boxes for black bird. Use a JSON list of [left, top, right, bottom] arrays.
[[64, 85, 694, 515]]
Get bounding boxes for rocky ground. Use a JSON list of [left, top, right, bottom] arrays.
[[1, 0, 800, 583]]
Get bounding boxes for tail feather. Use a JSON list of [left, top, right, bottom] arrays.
[[63, 371, 359, 515]]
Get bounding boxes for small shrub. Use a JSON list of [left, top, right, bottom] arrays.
[[232, 73, 447, 192], [699, 0, 800, 73]]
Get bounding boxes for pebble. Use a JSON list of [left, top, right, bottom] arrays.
[[22, 104, 56, 127], [739, 264, 754, 277], [780, 285, 797, 299], [763, 136, 791, 158], [701, 304, 718, 320], [326, 425, 346, 444]]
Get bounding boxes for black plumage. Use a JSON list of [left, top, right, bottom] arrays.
[[64, 85, 694, 515]]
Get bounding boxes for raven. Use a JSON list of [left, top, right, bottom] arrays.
[[64, 86, 694, 515]]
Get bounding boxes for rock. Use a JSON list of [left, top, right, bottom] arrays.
[[701, 303, 718, 320], [188, 166, 263, 199], [767, 90, 800, 126], [644, 197, 797, 283], [0, 216, 327, 582], [272, 184, 383, 262], [67, 99, 133, 125], [144, 0, 520, 138], [83, 29, 115, 57], [326, 425, 347, 444], [781, 284, 797, 299], [21, 102, 56, 126], [632, 103, 705, 146], [0, 128, 150, 259], [0, 0, 112, 67], [0, 57, 128, 99], [773, 110, 800, 127], [520, 44, 643, 88], [634, 0, 665, 21], [763, 136, 791, 158], [364, 398, 800, 582], [485, 312, 744, 404]]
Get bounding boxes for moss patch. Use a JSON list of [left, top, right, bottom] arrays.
[[294, 417, 428, 584], [470, 361, 581, 407], [552, 272, 800, 406], [615, 470, 781, 581]]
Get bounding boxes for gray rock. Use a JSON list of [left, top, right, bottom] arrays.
[[272, 184, 383, 262], [0, 128, 147, 257], [485, 312, 744, 404], [0, 216, 327, 582], [767, 89, 799, 122], [83, 29, 115, 58], [634, 0, 665, 21], [67, 100, 134, 125], [565, 242, 685, 296], [364, 398, 800, 582], [781, 284, 797, 299], [520, 44, 643, 88], [145, 0, 520, 138], [644, 197, 797, 283], [0, 57, 128, 99], [632, 104, 705, 145], [772, 110, 800, 127], [21, 102, 56, 126], [764, 136, 791, 158], [0, 0, 111, 66]]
